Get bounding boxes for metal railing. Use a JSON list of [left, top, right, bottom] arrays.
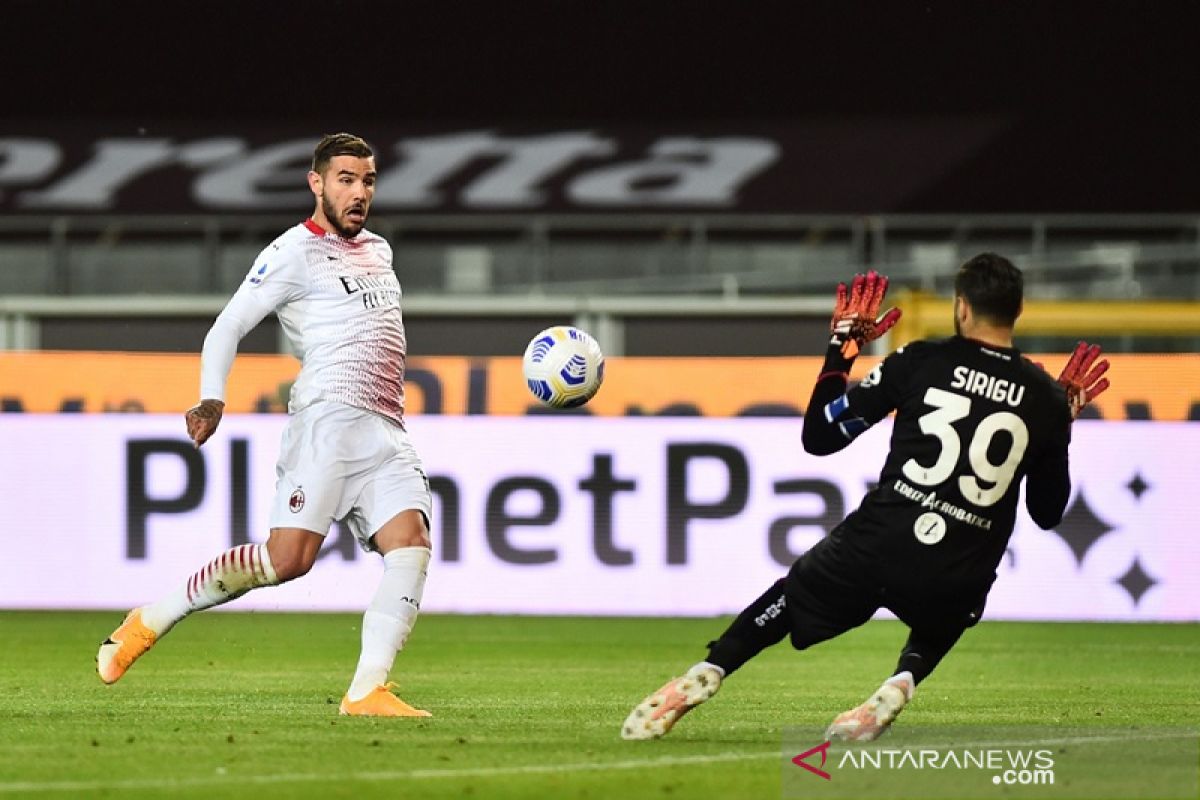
[[2, 212, 1199, 300]]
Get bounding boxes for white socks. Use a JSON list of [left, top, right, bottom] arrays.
[[141, 543, 280, 637], [137, 541, 430, 702], [346, 546, 431, 701]]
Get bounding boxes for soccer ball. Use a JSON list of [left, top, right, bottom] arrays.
[[522, 326, 605, 408]]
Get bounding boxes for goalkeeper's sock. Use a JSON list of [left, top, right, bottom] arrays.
[[140, 543, 279, 637], [704, 578, 791, 676], [894, 627, 965, 684], [346, 546, 431, 702]]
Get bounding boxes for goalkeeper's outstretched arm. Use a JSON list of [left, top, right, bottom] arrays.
[[802, 271, 901, 456], [801, 344, 859, 456]]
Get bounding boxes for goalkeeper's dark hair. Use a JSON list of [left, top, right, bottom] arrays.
[[311, 133, 373, 175], [954, 252, 1024, 326]]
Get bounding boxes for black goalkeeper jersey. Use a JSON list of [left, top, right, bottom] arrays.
[[803, 335, 1073, 594]]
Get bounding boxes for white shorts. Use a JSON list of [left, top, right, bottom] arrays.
[[270, 401, 432, 552]]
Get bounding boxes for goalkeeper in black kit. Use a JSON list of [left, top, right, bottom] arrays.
[[622, 253, 1112, 742]]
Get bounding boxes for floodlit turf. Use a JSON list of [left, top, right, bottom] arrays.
[[0, 612, 1196, 798]]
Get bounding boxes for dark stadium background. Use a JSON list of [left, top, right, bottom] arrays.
[[7, 1, 1199, 213]]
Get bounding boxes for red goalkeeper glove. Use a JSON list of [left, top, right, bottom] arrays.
[[1057, 341, 1111, 420], [829, 270, 903, 359]]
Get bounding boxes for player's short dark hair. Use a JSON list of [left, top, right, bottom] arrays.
[[954, 252, 1024, 326], [311, 133, 374, 175]]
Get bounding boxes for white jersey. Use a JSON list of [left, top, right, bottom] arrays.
[[200, 219, 408, 425]]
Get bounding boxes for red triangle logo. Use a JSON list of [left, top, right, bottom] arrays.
[[792, 740, 832, 780]]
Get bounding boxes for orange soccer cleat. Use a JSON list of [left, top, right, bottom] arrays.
[[96, 608, 157, 685], [339, 682, 431, 717]]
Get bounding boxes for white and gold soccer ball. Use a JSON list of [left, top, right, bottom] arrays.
[[521, 326, 605, 408]]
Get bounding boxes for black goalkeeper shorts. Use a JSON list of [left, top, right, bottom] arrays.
[[783, 534, 988, 651]]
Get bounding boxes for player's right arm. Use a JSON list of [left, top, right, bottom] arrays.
[[187, 242, 308, 447], [1023, 420, 1071, 529], [1022, 341, 1112, 528], [802, 271, 903, 455]]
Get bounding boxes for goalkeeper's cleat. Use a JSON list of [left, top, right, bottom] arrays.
[[621, 665, 722, 740], [97, 607, 157, 685], [339, 682, 431, 717], [825, 678, 913, 742]]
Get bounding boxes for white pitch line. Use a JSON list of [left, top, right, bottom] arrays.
[[0, 751, 778, 795], [859, 730, 1198, 752], [0, 730, 1194, 795]]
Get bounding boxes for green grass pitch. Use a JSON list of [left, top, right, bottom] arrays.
[[0, 612, 1196, 798]]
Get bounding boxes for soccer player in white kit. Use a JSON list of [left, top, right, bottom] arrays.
[[97, 133, 434, 717]]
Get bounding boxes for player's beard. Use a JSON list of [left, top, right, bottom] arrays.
[[321, 194, 366, 238]]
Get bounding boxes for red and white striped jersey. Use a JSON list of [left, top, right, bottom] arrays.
[[201, 219, 408, 425]]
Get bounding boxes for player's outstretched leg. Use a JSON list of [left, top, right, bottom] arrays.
[[340, 544, 432, 717], [97, 542, 280, 684], [825, 623, 966, 740], [826, 618, 968, 740], [621, 663, 724, 741], [826, 672, 914, 742], [622, 579, 791, 740]]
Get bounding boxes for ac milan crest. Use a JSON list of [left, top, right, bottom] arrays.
[[289, 488, 306, 512]]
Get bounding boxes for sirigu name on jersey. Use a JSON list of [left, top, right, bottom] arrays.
[[338, 273, 402, 311], [949, 366, 1026, 407]]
